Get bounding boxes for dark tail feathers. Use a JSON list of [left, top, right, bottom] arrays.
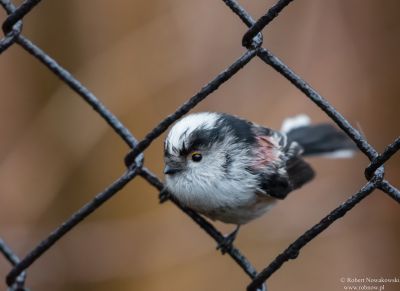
[[287, 124, 357, 157]]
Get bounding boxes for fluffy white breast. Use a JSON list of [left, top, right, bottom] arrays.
[[166, 112, 220, 152]]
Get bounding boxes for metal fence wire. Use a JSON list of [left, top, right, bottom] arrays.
[[0, 0, 399, 290]]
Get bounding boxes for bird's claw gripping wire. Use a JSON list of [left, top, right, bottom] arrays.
[[217, 225, 240, 255]]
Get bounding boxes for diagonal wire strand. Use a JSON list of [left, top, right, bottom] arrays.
[[2, 0, 41, 33], [15, 35, 139, 149], [0, 0, 399, 290], [0, 0, 22, 53], [242, 0, 294, 48], [125, 48, 258, 165], [223, 0, 378, 159], [256, 48, 377, 159], [6, 168, 139, 286], [139, 167, 259, 279], [0, 239, 27, 290], [379, 180, 400, 203], [247, 173, 382, 291], [365, 137, 400, 179]]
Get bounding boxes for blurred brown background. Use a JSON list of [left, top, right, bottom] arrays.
[[0, 0, 399, 290]]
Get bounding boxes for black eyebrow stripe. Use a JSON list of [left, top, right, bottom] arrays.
[[179, 140, 188, 156], [186, 127, 224, 155]]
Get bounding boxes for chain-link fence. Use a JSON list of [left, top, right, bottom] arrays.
[[0, 0, 399, 290]]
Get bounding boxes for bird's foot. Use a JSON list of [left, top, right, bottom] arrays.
[[159, 188, 171, 203], [216, 225, 240, 255]]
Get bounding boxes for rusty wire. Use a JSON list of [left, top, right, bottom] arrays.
[[0, 0, 399, 290]]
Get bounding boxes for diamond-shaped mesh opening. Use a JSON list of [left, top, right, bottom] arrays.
[[0, 0, 399, 290]]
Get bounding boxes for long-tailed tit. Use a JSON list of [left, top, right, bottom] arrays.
[[163, 112, 356, 251]]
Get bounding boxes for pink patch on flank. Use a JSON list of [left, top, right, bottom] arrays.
[[253, 135, 279, 169]]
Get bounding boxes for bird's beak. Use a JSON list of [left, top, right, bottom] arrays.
[[164, 165, 183, 175]]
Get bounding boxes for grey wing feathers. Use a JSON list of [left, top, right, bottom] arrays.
[[257, 157, 314, 199], [286, 157, 315, 190], [255, 126, 315, 199], [255, 120, 354, 199]]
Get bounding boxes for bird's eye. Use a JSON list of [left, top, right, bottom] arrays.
[[191, 152, 202, 162]]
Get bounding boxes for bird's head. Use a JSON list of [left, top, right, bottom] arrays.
[[163, 112, 258, 203], [164, 112, 226, 184]]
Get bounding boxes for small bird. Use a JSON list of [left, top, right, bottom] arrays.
[[163, 112, 356, 251]]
